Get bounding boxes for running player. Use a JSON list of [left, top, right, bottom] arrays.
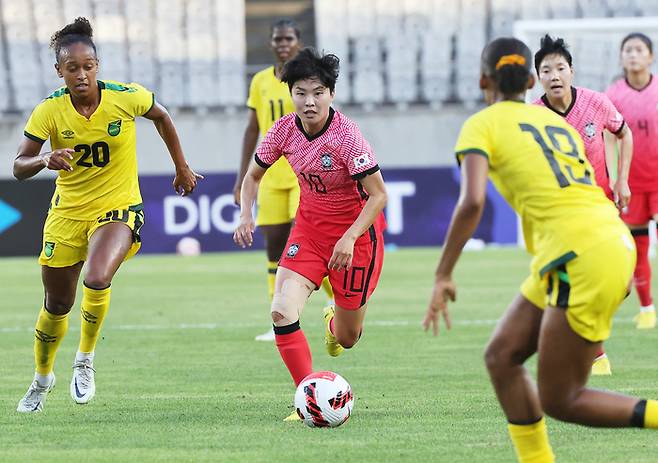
[[423, 37, 658, 463], [606, 33, 657, 329], [533, 34, 634, 375], [13, 18, 201, 412], [233, 19, 334, 342], [234, 48, 387, 421]]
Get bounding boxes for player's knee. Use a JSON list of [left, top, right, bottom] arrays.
[[270, 278, 311, 326], [84, 271, 113, 290], [271, 311, 286, 323], [484, 340, 520, 374], [44, 296, 74, 315], [539, 387, 579, 422]]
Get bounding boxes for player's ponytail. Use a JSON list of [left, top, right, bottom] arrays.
[[50, 17, 97, 62], [482, 38, 533, 96]]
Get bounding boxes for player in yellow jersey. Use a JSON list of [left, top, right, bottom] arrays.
[[422, 37, 658, 462], [233, 19, 333, 342], [12, 18, 201, 413]]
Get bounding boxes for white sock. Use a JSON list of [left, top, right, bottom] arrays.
[[34, 372, 54, 387], [640, 304, 656, 313], [75, 351, 95, 363]]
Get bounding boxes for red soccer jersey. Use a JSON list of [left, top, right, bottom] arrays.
[[607, 76, 658, 193], [534, 86, 625, 191], [256, 108, 384, 244]]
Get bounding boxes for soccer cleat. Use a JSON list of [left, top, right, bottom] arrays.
[[323, 305, 344, 358], [283, 409, 302, 422], [591, 353, 612, 376], [255, 327, 275, 342], [70, 359, 96, 404], [634, 309, 656, 330], [17, 375, 56, 413]]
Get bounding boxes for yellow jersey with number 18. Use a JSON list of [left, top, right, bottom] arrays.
[[454, 100, 627, 276], [24, 80, 154, 221], [247, 66, 297, 190]]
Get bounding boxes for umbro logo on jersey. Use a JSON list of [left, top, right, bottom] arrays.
[[108, 120, 122, 136], [61, 129, 75, 139], [286, 243, 300, 257], [321, 153, 332, 169], [584, 122, 596, 138]]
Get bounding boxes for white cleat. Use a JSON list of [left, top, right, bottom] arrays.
[[17, 375, 56, 413], [70, 359, 96, 404], [255, 327, 275, 342]]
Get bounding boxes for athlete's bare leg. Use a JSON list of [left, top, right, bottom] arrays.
[[41, 263, 84, 315], [84, 222, 133, 288]]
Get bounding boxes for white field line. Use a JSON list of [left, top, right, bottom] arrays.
[[0, 317, 639, 334]]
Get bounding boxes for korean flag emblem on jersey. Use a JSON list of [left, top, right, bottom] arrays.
[[353, 153, 371, 169]]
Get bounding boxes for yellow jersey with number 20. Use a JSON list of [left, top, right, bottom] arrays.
[[247, 66, 297, 190], [455, 100, 628, 276], [24, 80, 154, 222]]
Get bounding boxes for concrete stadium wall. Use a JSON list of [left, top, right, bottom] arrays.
[[0, 105, 473, 180]]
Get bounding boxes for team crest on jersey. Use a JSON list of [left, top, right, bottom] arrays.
[[584, 122, 596, 138], [61, 130, 75, 139], [321, 153, 332, 169], [43, 241, 55, 259], [286, 243, 300, 258], [108, 120, 122, 136]]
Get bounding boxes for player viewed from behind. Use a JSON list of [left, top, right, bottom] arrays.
[[13, 17, 201, 412], [423, 37, 658, 463], [533, 34, 634, 375], [234, 48, 387, 421], [607, 33, 658, 330], [233, 19, 334, 342]]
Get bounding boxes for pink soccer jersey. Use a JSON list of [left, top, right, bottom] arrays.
[[607, 76, 658, 193], [534, 87, 625, 191], [256, 108, 384, 244]]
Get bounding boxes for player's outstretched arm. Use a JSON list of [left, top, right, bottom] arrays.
[[328, 171, 387, 271], [233, 109, 260, 205], [234, 160, 267, 248], [13, 136, 74, 180], [423, 154, 488, 336], [613, 124, 633, 209], [143, 100, 203, 196]]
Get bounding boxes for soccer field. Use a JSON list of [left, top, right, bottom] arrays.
[[1, 248, 657, 462]]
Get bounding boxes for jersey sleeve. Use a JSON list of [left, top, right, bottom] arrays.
[[246, 74, 258, 110], [255, 117, 286, 168], [342, 122, 380, 180], [23, 100, 53, 144], [128, 82, 155, 117], [601, 94, 625, 135], [454, 113, 493, 165]]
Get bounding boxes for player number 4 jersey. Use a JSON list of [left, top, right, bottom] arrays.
[[24, 80, 154, 221]]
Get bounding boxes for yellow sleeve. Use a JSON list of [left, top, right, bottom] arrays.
[[454, 113, 493, 166], [246, 74, 259, 110], [128, 82, 155, 117], [24, 100, 53, 144]]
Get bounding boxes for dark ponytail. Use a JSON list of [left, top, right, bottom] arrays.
[[482, 38, 533, 96]]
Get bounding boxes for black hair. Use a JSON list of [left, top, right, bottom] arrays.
[[621, 32, 653, 54], [50, 17, 97, 62], [281, 47, 339, 92], [271, 18, 300, 39], [482, 37, 533, 96], [534, 34, 572, 74]]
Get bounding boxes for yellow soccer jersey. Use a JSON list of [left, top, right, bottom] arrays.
[[24, 80, 153, 221], [247, 66, 297, 190], [455, 100, 626, 276]]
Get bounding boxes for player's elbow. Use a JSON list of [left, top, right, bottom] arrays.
[[13, 162, 26, 181], [458, 195, 485, 215]]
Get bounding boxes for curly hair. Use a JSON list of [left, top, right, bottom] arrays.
[[50, 17, 96, 62]]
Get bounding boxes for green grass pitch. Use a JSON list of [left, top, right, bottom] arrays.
[[1, 248, 657, 462]]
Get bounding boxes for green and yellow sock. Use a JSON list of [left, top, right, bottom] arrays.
[[78, 284, 111, 354], [34, 306, 69, 375], [507, 417, 555, 463], [267, 261, 278, 301], [631, 399, 658, 429], [321, 276, 334, 302]]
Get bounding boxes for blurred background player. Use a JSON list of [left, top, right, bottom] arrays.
[[13, 17, 201, 412], [234, 48, 387, 421], [607, 33, 658, 330], [533, 34, 634, 375], [423, 36, 658, 463], [233, 19, 334, 342]]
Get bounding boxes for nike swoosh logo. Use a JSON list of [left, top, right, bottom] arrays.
[[32, 402, 41, 411], [74, 378, 85, 398], [344, 293, 356, 298]]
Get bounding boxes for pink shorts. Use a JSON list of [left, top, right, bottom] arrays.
[[621, 191, 658, 225], [278, 227, 384, 310]]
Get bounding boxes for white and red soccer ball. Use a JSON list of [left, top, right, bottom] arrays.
[[294, 371, 354, 428]]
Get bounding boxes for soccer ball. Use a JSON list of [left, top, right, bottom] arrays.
[[294, 371, 354, 428], [176, 236, 201, 256]]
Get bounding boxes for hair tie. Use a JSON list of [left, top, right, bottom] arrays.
[[495, 54, 526, 70]]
